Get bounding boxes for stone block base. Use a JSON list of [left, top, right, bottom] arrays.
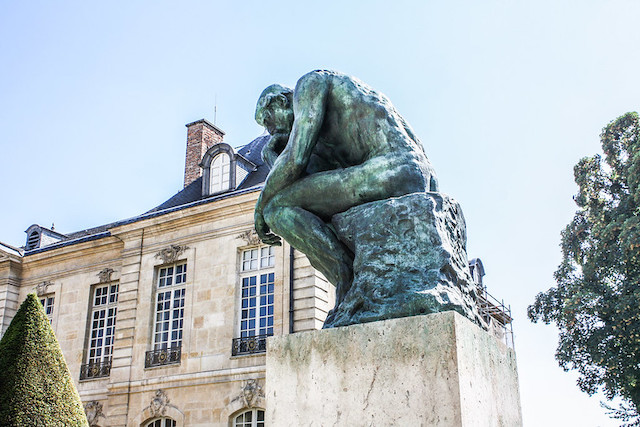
[[326, 192, 484, 329], [266, 311, 522, 426]]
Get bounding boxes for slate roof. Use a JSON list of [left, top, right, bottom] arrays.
[[22, 134, 271, 255], [235, 134, 270, 189]]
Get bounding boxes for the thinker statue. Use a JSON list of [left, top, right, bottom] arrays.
[[255, 70, 483, 328]]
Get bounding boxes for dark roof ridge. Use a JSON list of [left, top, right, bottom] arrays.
[[23, 185, 264, 256]]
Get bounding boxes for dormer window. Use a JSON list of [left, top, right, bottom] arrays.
[[26, 230, 40, 250], [200, 143, 256, 197], [24, 224, 67, 251], [210, 153, 231, 193]]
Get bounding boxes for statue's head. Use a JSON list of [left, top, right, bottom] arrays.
[[255, 84, 294, 135]]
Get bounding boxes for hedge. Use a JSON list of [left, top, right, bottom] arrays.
[[0, 293, 88, 426]]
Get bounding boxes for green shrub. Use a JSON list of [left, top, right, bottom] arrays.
[[0, 293, 88, 426]]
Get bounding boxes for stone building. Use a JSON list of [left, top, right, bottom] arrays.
[[0, 119, 334, 427]]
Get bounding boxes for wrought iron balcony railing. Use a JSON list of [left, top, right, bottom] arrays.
[[79, 359, 112, 380], [232, 334, 269, 356], [145, 346, 181, 368]]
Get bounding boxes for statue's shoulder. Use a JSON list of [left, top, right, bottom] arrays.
[[299, 69, 344, 83], [294, 70, 338, 94], [309, 69, 342, 76]]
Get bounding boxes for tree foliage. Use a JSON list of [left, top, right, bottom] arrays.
[[528, 112, 640, 420], [0, 293, 88, 426]]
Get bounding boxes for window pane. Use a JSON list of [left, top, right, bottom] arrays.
[[40, 296, 55, 324], [153, 262, 187, 351], [87, 284, 119, 364], [210, 153, 230, 193], [239, 247, 275, 339]]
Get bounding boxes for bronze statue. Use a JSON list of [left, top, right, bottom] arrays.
[[255, 70, 438, 303], [255, 70, 483, 328]]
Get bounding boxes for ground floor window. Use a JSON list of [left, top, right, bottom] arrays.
[[233, 247, 274, 356], [234, 409, 265, 427], [80, 283, 118, 380], [145, 418, 176, 427], [240, 272, 274, 338], [146, 262, 187, 368]]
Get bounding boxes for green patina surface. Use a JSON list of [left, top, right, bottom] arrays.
[[254, 70, 479, 328], [0, 294, 88, 426]]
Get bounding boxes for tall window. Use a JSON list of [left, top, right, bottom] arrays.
[[146, 262, 186, 367], [234, 409, 265, 427], [88, 284, 118, 364], [210, 153, 231, 193], [240, 247, 275, 338], [39, 295, 54, 324], [81, 283, 118, 380], [154, 262, 186, 350]]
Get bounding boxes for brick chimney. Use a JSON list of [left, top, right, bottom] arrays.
[[184, 119, 225, 187]]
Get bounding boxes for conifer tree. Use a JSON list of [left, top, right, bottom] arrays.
[[529, 112, 640, 423], [0, 293, 88, 426]]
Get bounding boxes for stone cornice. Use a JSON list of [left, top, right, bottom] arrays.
[[107, 364, 266, 393], [18, 236, 122, 268], [110, 190, 259, 238], [19, 258, 122, 287]]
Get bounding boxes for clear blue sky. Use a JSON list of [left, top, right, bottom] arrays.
[[1, 1, 639, 425]]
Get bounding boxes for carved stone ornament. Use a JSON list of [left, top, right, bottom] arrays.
[[84, 400, 104, 427], [237, 229, 261, 246], [149, 389, 171, 417], [155, 245, 188, 264], [231, 379, 265, 408], [35, 281, 52, 297], [97, 267, 115, 283]]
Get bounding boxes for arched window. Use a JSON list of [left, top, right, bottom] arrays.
[[26, 230, 40, 250], [233, 409, 265, 427], [210, 153, 231, 193], [145, 418, 176, 427]]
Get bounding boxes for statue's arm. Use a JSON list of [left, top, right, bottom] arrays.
[[255, 73, 329, 243], [261, 132, 288, 169], [263, 73, 328, 204]]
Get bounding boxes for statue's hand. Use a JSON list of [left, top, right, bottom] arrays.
[[255, 209, 282, 246]]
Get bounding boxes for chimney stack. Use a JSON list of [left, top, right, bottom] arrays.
[[184, 119, 225, 188]]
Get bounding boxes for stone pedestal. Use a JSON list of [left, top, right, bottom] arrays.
[[266, 311, 522, 426]]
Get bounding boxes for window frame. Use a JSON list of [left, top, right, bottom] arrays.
[[238, 246, 275, 339], [39, 294, 55, 325], [153, 261, 187, 350], [209, 152, 231, 194], [27, 230, 41, 250], [201, 143, 244, 197], [146, 260, 188, 368], [232, 246, 275, 357], [80, 282, 119, 380], [144, 418, 176, 427], [232, 408, 265, 427]]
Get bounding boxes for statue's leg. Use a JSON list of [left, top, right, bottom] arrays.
[[269, 153, 431, 218], [262, 153, 430, 305], [263, 203, 353, 303]]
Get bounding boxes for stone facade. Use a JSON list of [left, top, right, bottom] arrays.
[[0, 122, 333, 427]]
